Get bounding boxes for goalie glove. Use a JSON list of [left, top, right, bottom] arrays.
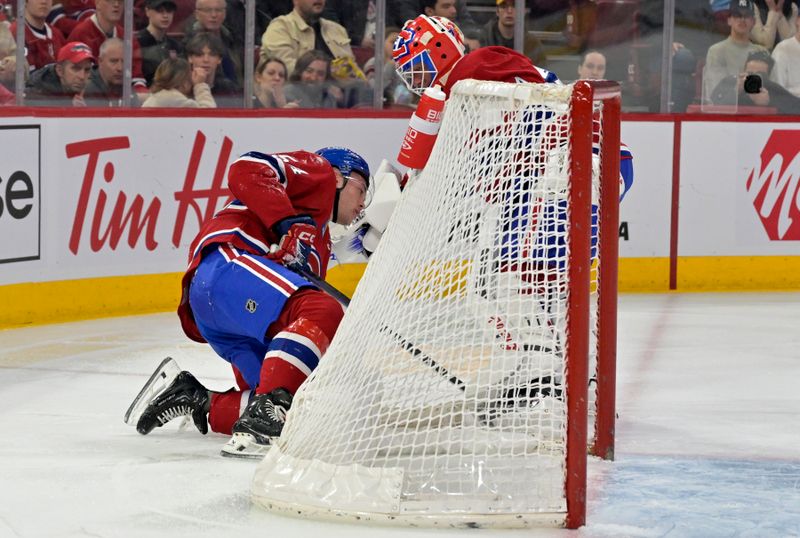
[[270, 215, 320, 275]]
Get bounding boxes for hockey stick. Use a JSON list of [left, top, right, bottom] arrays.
[[296, 268, 469, 393]]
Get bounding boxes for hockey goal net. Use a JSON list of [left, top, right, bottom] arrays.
[[252, 79, 621, 528]]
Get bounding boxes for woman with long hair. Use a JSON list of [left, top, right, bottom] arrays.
[[253, 56, 298, 108], [283, 50, 343, 109], [142, 57, 216, 108]]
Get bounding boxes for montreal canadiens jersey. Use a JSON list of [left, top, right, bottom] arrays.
[[178, 150, 338, 342], [441, 46, 559, 97], [440, 46, 633, 199]]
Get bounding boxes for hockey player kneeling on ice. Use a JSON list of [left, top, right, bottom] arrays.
[[125, 147, 371, 458]]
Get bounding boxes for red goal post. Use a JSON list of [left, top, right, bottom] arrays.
[[252, 79, 622, 529]]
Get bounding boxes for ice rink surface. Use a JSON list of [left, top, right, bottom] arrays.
[[0, 292, 798, 538]]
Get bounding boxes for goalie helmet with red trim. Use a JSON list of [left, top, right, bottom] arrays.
[[392, 15, 466, 95]]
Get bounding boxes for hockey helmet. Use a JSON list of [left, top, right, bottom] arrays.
[[392, 15, 466, 95], [316, 147, 372, 213], [316, 147, 371, 187]]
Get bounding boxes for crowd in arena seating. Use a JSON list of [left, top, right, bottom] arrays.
[[1, 0, 800, 113]]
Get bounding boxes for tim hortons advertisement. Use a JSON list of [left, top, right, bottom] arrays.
[[0, 115, 670, 286], [680, 122, 800, 256], [0, 125, 41, 265], [0, 116, 408, 286]]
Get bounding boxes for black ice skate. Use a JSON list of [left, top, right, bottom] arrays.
[[134, 369, 210, 435], [220, 389, 293, 459]]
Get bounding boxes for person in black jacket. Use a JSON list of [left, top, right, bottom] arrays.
[[711, 49, 800, 113], [25, 40, 94, 106], [321, 0, 418, 49]]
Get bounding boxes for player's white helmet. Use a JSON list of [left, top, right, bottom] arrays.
[[392, 15, 466, 95]]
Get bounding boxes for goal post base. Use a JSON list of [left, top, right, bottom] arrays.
[[252, 445, 567, 529]]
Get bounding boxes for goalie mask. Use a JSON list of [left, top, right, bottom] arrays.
[[392, 15, 466, 95], [316, 147, 373, 222]]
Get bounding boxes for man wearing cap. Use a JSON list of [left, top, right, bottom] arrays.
[[25, 40, 93, 105], [482, 0, 545, 65], [704, 0, 768, 102], [711, 48, 800, 112], [136, 0, 182, 85], [9, 0, 66, 70]]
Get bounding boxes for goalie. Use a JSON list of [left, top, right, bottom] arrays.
[[386, 14, 634, 423], [125, 147, 371, 457]]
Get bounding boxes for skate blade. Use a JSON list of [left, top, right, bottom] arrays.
[[124, 357, 181, 426], [220, 433, 273, 460]]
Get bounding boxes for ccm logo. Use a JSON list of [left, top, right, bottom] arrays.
[[296, 230, 315, 242]]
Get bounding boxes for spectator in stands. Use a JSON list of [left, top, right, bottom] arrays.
[[751, 0, 798, 50], [26, 40, 93, 105], [576, 49, 606, 80], [283, 49, 342, 108], [184, 0, 241, 85], [363, 26, 414, 106], [261, 0, 354, 74], [770, 11, 800, 95], [134, 0, 191, 36], [46, 0, 94, 37], [421, 0, 478, 35], [142, 56, 216, 106], [704, 0, 769, 102], [137, 0, 182, 86], [184, 30, 240, 106], [321, 0, 417, 49], [222, 0, 272, 61], [84, 36, 138, 105], [711, 49, 800, 112], [0, 20, 13, 57], [252, 55, 298, 107], [68, 0, 148, 92], [482, 0, 545, 65], [420, 0, 480, 50], [10, 0, 66, 70], [0, 52, 19, 104]]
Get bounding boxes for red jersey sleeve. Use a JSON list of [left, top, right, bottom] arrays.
[[442, 46, 549, 97], [227, 150, 337, 232]]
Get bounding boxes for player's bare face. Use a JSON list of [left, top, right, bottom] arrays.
[[57, 59, 92, 93], [146, 6, 174, 31], [411, 70, 433, 90], [97, 0, 123, 24], [26, 0, 52, 21], [335, 171, 367, 225], [301, 60, 328, 84]]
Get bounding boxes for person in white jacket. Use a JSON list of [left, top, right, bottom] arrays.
[[142, 57, 216, 107], [771, 13, 800, 96]]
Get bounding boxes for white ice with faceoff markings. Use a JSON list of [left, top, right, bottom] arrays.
[[0, 291, 798, 533]]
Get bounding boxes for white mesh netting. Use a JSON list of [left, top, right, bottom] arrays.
[[253, 80, 607, 527]]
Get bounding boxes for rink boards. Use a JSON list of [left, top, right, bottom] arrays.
[[0, 111, 798, 328]]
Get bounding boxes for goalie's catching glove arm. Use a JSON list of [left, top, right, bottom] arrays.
[[269, 215, 321, 275]]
